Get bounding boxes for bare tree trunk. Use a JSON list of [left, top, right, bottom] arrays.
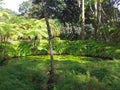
[[81, 0, 85, 40], [89, 0, 94, 15], [79, 0, 85, 40], [94, 0, 98, 40], [45, 15, 54, 90], [97, 1, 102, 40], [41, 0, 54, 90]]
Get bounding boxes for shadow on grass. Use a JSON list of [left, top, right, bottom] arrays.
[[0, 56, 50, 90], [0, 55, 120, 90], [53, 56, 120, 90]]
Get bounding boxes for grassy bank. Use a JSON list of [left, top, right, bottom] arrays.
[[0, 55, 120, 90]]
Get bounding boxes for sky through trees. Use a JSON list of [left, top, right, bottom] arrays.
[[113, 0, 120, 11]]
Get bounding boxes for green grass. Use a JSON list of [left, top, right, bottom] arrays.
[[0, 55, 120, 90]]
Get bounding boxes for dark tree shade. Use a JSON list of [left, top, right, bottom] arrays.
[[33, 0, 41, 4], [31, 0, 80, 23]]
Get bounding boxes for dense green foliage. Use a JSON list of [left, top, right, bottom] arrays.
[[0, 0, 120, 90], [0, 56, 120, 90], [0, 10, 61, 61], [51, 39, 120, 59], [19, 0, 120, 40], [1, 39, 120, 60]]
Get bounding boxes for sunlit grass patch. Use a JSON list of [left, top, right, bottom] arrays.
[[0, 55, 120, 90]]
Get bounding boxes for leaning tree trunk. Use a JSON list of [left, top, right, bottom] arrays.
[[41, 0, 54, 90]]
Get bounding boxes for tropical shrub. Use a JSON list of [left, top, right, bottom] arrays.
[[48, 39, 120, 59]]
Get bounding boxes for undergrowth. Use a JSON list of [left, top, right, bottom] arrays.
[[0, 55, 120, 90], [1, 39, 120, 60]]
